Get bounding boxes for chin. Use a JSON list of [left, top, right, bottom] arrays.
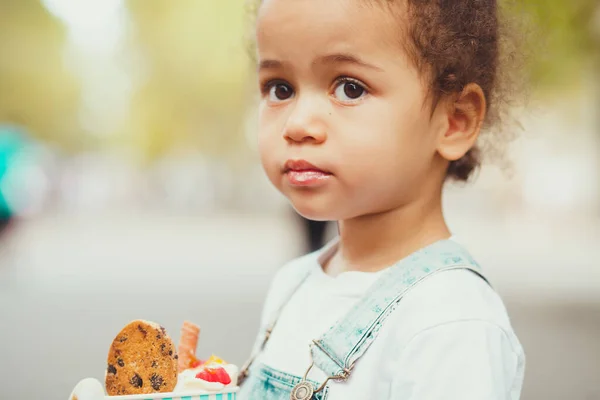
[[289, 198, 338, 222]]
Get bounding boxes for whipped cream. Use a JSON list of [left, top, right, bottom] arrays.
[[175, 363, 239, 392]]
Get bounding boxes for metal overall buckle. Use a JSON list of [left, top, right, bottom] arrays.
[[290, 345, 351, 400]]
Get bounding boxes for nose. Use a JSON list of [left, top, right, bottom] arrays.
[[283, 96, 327, 144]]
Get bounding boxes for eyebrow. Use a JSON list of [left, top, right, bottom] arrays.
[[258, 59, 283, 71], [315, 53, 383, 71], [258, 53, 383, 72]]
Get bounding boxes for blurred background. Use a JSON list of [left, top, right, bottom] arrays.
[[0, 1, 598, 399]]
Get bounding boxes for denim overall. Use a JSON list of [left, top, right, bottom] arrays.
[[238, 240, 488, 400]]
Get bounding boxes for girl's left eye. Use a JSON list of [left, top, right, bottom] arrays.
[[333, 79, 367, 102]]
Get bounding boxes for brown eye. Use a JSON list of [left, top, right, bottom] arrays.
[[334, 79, 367, 102], [269, 83, 294, 101], [344, 82, 364, 99]]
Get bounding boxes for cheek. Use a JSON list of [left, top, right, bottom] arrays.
[[258, 103, 284, 141], [257, 108, 282, 179], [335, 98, 435, 187], [342, 97, 432, 157], [257, 134, 275, 171], [257, 105, 273, 147]]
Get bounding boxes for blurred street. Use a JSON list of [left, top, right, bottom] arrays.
[[0, 204, 599, 400]]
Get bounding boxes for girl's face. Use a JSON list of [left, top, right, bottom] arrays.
[[256, 0, 449, 221]]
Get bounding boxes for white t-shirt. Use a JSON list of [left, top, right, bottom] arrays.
[[253, 239, 525, 399]]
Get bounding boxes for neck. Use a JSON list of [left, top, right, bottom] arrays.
[[330, 190, 450, 274]]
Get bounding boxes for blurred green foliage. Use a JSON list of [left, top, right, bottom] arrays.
[[0, 0, 597, 158], [0, 0, 81, 151], [124, 0, 252, 161], [515, 0, 599, 88]]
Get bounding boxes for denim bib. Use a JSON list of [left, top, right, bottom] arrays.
[[238, 240, 487, 400]]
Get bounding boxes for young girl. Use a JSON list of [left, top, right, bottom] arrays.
[[239, 0, 525, 399]]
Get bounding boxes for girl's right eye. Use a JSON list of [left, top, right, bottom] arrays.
[[265, 82, 294, 102]]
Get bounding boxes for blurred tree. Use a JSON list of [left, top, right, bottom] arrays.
[[1, 0, 596, 159], [124, 0, 252, 162], [514, 0, 600, 90], [0, 0, 81, 151]]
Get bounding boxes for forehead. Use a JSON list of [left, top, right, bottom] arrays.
[[256, 0, 405, 62]]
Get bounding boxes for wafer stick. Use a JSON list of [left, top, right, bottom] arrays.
[[178, 321, 200, 372]]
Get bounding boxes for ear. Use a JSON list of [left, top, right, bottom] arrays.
[[436, 83, 486, 162]]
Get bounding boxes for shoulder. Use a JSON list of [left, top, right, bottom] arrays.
[[388, 316, 525, 399], [384, 270, 525, 397], [389, 268, 521, 350]]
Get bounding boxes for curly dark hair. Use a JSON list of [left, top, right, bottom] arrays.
[[399, 0, 524, 181], [248, 0, 526, 181]]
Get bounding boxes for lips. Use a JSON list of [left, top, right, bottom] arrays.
[[283, 159, 332, 187], [283, 160, 329, 174]]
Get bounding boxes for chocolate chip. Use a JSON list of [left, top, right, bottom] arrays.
[[174, 354, 178, 360], [168, 350, 173, 356], [150, 374, 163, 391], [137, 325, 147, 337], [160, 343, 166, 353], [156, 334, 162, 339], [117, 358, 125, 367], [118, 336, 128, 343], [107, 364, 117, 375], [151, 360, 158, 368], [130, 373, 143, 388], [160, 326, 166, 335]]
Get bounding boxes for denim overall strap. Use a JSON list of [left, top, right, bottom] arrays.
[[310, 239, 488, 378]]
